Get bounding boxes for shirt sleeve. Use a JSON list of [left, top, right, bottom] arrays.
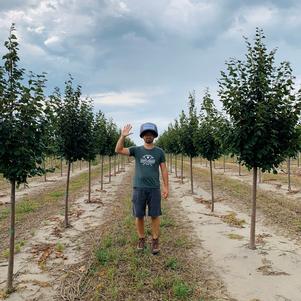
[[128, 146, 136, 157], [159, 149, 166, 163]]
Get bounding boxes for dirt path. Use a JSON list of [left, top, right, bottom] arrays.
[[0, 163, 104, 206], [170, 174, 301, 301], [0, 164, 132, 300], [193, 163, 301, 202]]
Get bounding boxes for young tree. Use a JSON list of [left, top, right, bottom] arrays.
[[80, 98, 96, 202], [195, 89, 223, 212], [178, 110, 187, 184], [94, 110, 108, 190], [181, 92, 199, 193], [33, 72, 57, 182], [0, 24, 46, 292], [48, 87, 64, 176], [57, 75, 89, 227], [105, 119, 119, 183], [219, 28, 301, 249]]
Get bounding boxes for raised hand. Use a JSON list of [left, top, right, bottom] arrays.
[[121, 124, 133, 137]]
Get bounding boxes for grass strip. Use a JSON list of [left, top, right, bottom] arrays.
[[0, 162, 112, 259], [74, 193, 233, 301], [184, 163, 301, 238]]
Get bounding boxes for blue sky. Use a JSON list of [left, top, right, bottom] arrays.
[[1, 0, 301, 144]]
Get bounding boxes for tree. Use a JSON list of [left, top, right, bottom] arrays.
[[94, 110, 108, 190], [219, 28, 301, 249], [48, 87, 64, 176], [33, 72, 57, 182], [195, 89, 223, 211], [105, 119, 119, 183], [80, 97, 96, 203], [56, 75, 90, 227], [0, 24, 46, 292], [181, 92, 199, 193], [178, 110, 187, 184]]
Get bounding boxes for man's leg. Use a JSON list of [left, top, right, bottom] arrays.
[[135, 217, 145, 238], [136, 217, 145, 250], [151, 216, 160, 239], [151, 216, 160, 254]]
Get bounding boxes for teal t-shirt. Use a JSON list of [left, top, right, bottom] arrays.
[[129, 146, 166, 188]]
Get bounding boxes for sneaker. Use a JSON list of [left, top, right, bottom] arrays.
[[137, 237, 145, 250], [151, 238, 160, 255]]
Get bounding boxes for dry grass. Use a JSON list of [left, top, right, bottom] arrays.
[[226, 233, 244, 240], [57, 176, 235, 301], [182, 161, 301, 240], [0, 162, 111, 260], [221, 212, 246, 228]]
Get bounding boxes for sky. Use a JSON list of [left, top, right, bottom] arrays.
[[1, 0, 301, 144]]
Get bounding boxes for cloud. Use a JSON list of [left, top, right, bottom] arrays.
[[92, 91, 149, 107], [1, 0, 301, 137]]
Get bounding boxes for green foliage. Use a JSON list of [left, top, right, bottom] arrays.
[[195, 89, 223, 161], [0, 24, 46, 185], [105, 118, 119, 157], [219, 28, 301, 172], [56, 75, 95, 163], [94, 110, 108, 156], [44, 85, 61, 159], [172, 280, 193, 299], [181, 92, 199, 158]]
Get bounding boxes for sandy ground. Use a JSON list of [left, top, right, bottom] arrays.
[[0, 164, 132, 300], [0, 163, 106, 206], [170, 174, 301, 301], [193, 163, 301, 202]]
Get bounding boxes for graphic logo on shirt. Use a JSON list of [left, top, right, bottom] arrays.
[[140, 154, 155, 166]]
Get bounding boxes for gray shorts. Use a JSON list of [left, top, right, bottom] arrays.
[[132, 187, 162, 218]]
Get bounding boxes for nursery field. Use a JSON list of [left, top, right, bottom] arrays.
[[1, 156, 301, 300]]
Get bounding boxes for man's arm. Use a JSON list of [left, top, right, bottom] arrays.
[[115, 124, 132, 156], [160, 162, 169, 199]]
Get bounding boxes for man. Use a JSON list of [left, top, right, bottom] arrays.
[[115, 122, 169, 255]]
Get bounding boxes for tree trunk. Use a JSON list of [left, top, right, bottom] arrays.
[[65, 161, 71, 227], [190, 156, 193, 194], [120, 155, 123, 171], [109, 156, 112, 183], [71, 162, 74, 173], [170, 154, 173, 173], [117, 155, 120, 173], [88, 160, 91, 202], [114, 155, 116, 176], [223, 155, 226, 173], [7, 180, 16, 293], [209, 160, 215, 212], [80, 160, 82, 170], [181, 154, 184, 184], [175, 154, 178, 178], [238, 162, 241, 176], [43, 160, 47, 182], [249, 166, 258, 249], [288, 157, 291, 192], [60, 158, 63, 177], [101, 155, 104, 190]]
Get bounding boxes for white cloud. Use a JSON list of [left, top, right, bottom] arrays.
[[44, 35, 60, 46], [222, 5, 279, 40], [92, 91, 149, 107], [27, 25, 45, 33]]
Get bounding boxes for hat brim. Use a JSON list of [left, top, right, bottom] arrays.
[[140, 130, 158, 138]]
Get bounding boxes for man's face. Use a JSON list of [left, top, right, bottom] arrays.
[[143, 131, 155, 144]]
